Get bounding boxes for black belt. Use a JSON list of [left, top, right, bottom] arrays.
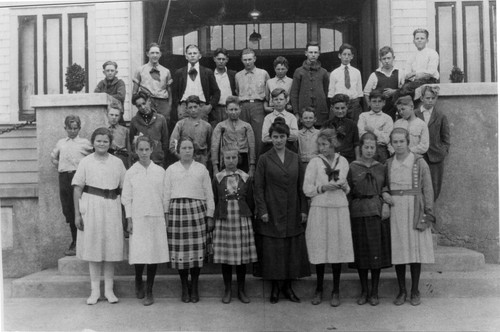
[[83, 185, 121, 199], [60, 170, 76, 174], [241, 99, 264, 103], [225, 193, 241, 201], [109, 148, 129, 157]]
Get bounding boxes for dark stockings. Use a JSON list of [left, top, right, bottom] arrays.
[[410, 263, 421, 295], [178, 269, 190, 302], [135, 264, 158, 290], [357, 268, 369, 295], [315, 264, 325, 292], [69, 223, 77, 244], [332, 263, 341, 294], [371, 268, 381, 296], [395, 264, 407, 295], [190, 267, 201, 302]]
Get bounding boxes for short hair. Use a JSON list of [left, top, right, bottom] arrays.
[[359, 132, 378, 149], [395, 94, 414, 106], [273, 56, 289, 69], [330, 94, 350, 106], [135, 135, 155, 150], [185, 44, 200, 54], [317, 128, 340, 148], [269, 117, 290, 138], [102, 61, 118, 69], [413, 28, 429, 38], [420, 85, 440, 98], [64, 114, 81, 128], [306, 41, 320, 51], [213, 48, 229, 58], [369, 89, 386, 101], [221, 143, 240, 156], [186, 95, 201, 105], [108, 99, 123, 112], [338, 43, 355, 54], [379, 46, 394, 58], [176, 136, 194, 154], [301, 107, 316, 117], [147, 42, 161, 52], [132, 91, 149, 106], [91, 127, 113, 145], [390, 127, 410, 145], [271, 87, 288, 99], [240, 48, 256, 57], [225, 95, 241, 107]]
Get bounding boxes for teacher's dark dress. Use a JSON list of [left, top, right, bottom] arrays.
[[253, 148, 311, 280]]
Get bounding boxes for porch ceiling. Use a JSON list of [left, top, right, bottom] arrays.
[[147, 0, 366, 27]]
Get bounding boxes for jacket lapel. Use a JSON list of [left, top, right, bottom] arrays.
[[269, 149, 289, 173], [428, 108, 438, 127]]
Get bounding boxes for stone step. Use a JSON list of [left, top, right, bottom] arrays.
[[9, 264, 500, 299], [57, 245, 485, 276]]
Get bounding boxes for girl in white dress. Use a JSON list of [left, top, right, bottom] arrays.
[[122, 136, 170, 306], [387, 127, 434, 306], [73, 127, 126, 305], [303, 128, 354, 307]]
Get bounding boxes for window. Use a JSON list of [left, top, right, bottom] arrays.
[[16, 11, 89, 121], [320, 27, 344, 53], [435, 3, 457, 83], [172, 30, 199, 55], [462, 1, 484, 82], [209, 22, 308, 51], [434, 0, 494, 82], [18, 16, 37, 120]]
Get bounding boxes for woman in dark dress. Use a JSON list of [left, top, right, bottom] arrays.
[[347, 132, 393, 306], [254, 117, 310, 304]]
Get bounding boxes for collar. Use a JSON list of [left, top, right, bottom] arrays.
[[319, 153, 339, 166], [65, 135, 80, 141], [272, 110, 286, 117], [105, 77, 119, 85], [368, 110, 383, 116], [420, 105, 433, 113], [342, 64, 351, 69], [215, 169, 249, 183], [244, 67, 256, 75], [301, 127, 316, 133], [147, 62, 161, 69], [275, 76, 288, 82], [376, 66, 397, 76], [189, 62, 200, 71], [215, 67, 227, 76]]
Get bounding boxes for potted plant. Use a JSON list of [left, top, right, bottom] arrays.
[[65, 63, 86, 93], [449, 66, 464, 83]]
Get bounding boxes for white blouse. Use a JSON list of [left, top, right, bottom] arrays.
[[163, 161, 215, 217], [303, 154, 350, 208], [121, 161, 166, 219]]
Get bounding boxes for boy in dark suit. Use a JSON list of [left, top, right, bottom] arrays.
[[415, 85, 450, 200], [172, 44, 221, 123], [212, 48, 237, 127]]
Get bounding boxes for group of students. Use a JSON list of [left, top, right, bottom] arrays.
[[50, 28, 451, 308]]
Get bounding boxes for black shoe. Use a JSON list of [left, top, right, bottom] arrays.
[[135, 280, 145, 299], [311, 290, 322, 305], [64, 242, 76, 256], [270, 283, 279, 304], [410, 291, 421, 306], [283, 286, 300, 303], [357, 292, 368, 305], [393, 291, 407, 306], [237, 287, 250, 304]]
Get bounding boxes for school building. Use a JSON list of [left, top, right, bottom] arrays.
[[0, 0, 497, 278]]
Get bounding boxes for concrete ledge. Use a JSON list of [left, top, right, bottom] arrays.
[[10, 264, 500, 299], [437, 83, 497, 96], [0, 184, 38, 198], [30, 93, 110, 108]]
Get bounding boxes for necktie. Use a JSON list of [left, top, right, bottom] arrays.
[[344, 66, 351, 89], [189, 67, 198, 81], [150, 66, 161, 82]]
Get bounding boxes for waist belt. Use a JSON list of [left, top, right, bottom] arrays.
[[225, 193, 240, 201], [390, 189, 420, 196], [83, 185, 121, 199]]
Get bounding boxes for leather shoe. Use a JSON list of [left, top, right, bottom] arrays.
[[357, 292, 368, 305], [135, 280, 145, 299], [369, 295, 380, 306], [311, 290, 322, 305], [393, 291, 407, 306], [270, 284, 279, 304], [330, 292, 340, 307], [237, 289, 250, 304], [283, 286, 300, 303], [410, 291, 421, 306]]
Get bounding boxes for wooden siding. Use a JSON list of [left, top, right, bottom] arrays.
[[0, 125, 38, 196]]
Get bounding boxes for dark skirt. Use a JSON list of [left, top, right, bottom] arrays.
[[253, 233, 311, 280], [350, 216, 392, 269], [167, 198, 207, 270]]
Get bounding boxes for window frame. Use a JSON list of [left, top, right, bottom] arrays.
[[42, 14, 63, 94], [68, 13, 89, 93], [17, 15, 38, 121], [462, 1, 485, 82]]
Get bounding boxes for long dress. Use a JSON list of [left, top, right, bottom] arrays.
[[212, 169, 257, 265], [121, 161, 170, 264], [347, 161, 391, 269], [388, 153, 434, 264], [164, 161, 214, 270], [303, 154, 354, 264], [72, 153, 126, 262], [253, 148, 310, 280]]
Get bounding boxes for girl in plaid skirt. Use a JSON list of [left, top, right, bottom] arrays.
[[164, 137, 215, 303], [212, 146, 257, 304]]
